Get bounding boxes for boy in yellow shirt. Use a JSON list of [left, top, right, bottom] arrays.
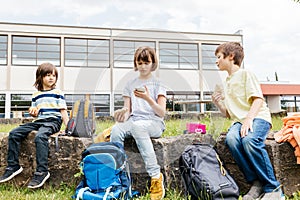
[[212, 42, 284, 200]]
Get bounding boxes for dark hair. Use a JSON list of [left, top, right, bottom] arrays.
[[34, 62, 58, 91], [215, 42, 244, 66], [133, 46, 158, 71]]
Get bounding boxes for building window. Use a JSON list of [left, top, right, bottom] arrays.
[[0, 35, 7, 65], [11, 94, 32, 117], [201, 44, 219, 70], [159, 43, 199, 69], [113, 40, 155, 68], [281, 95, 300, 112], [65, 38, 109, 67], [114, 94, 124, 111], [12, 36, 60, 66], [0, 94, 5, 118], [64, 94, 110, 116]]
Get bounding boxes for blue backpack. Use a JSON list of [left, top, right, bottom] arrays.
[[73, 142, 138, 200]]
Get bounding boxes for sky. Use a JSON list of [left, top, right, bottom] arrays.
[[1, 0, 300, 83]]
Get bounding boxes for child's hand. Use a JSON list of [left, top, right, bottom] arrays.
[[114, 107, 128, 122], [212, 84, 224, 104], [212, 88, 228, 117], [134, 86, 149, 99], [212, 91, 224, 104], [240, 118, 254, 137], [28, 107, 38, 117]]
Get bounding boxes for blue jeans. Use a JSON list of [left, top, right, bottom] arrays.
[[225, 119, 280, 193], [7, 118, 62, 172], [110, 118, 165, 178]]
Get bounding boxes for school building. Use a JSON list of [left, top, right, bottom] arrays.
[[2, 22, 298, 119]]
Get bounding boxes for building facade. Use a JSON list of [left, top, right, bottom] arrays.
[[0, 22, 243, 118]]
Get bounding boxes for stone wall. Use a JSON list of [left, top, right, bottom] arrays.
[[216, 132, 300, 196], [0, 131, 92, 188], [0, 131, 300, 197]]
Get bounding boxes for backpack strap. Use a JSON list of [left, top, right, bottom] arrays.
[[73, 100, 81, 118], [84, 99, 91, 136], [83, 98, 95, 138], [84, 98, 90, 118], [125, 162, 133, 198], [216, 153, 226, 175], [103, 186, 112, 200], [76, 187, 91, 200], [55, 134, 60, 152], [55, 130, 74, 152]]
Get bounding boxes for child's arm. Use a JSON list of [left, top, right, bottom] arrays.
[[240, 97, 263, 137], [60, 109, 69, 127], [134, 86, 166, 118], [150, 95, 166, 118], [114, 97, 131, 122], [212, 92, 229, 118]]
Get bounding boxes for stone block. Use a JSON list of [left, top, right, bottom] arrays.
[[0, 131, 92, 188], [216, 132, 300, 196], [265, 137, 300, 196], [126, 133, 215, 193]]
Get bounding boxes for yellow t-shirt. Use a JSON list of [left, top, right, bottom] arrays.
[[224, 69, 272, 124]]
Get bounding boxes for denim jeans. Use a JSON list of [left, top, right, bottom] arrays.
[[225, 118, 280, 193], [7, 117, 62, 172], [110, 118, 165, 178]]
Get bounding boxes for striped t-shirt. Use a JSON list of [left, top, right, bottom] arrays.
[[31, 88, 67, 120]]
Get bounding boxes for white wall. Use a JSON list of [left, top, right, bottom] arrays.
[[0, 67, 7, 90], [63, 67, 111, 93], [266, 95, 282, 113]]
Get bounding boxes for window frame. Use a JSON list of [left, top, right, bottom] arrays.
[[64, 38, 110, 68], [159, 42, 199, 70], [12, 36, 61, 66], [113, 40, 155, 68], [201, 43, 220, 70], [0, 35, 8, 65]]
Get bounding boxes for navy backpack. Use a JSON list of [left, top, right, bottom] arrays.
[[179, 143, 239, 200]]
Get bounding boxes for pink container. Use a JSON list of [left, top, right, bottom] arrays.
[[186, 122, 206, 134]]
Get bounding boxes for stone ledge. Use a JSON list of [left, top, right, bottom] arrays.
[[0, 132, 92, 188], [215, 132, 300, 196], [0, 132, 299, 196]]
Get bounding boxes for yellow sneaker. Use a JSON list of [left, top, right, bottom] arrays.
[[150, 173, 165, 200]]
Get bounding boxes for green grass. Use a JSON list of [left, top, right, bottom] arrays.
[[0, 183, 75, 200], [1, 114, 298, 200], [0, 114, 284, 137]]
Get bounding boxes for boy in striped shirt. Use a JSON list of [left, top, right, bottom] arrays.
[[0, 62, 69, 189]]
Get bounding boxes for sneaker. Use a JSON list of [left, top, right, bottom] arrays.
[[242, 180, 263, 200], [150, 173, 165, 200], [27, 171, 50, 189], [260, 188, 285, 200], [0, 166, 23, 183]]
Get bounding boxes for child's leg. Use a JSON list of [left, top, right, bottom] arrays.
[[7, 122, 39, 167], [130, 120, 164, 178], [225, 122, 259, 182], [110, 119, 134, 146], [241, 119, 280, 193], [34, 118, 62, 172]]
